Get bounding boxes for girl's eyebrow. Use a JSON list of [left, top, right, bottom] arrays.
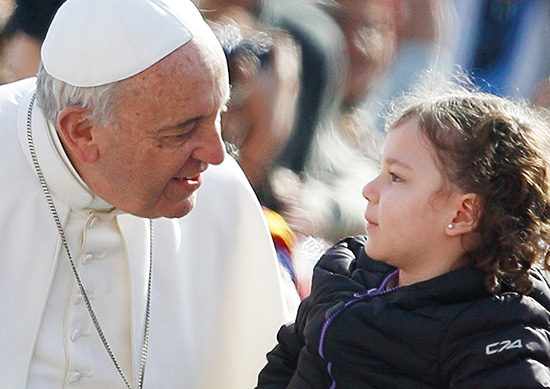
[[384, 156, 412, 171]]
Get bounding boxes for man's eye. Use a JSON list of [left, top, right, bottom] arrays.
[[159, 133, 190, 148], [159, 124, 197, 146]]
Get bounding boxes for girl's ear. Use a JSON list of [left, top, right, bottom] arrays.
[[56, 106, 100, 163], [446, 193, 481, 236]]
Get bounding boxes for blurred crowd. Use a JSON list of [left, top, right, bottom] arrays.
[[2, 0, 550, 300]]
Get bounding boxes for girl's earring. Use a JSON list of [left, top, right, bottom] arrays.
[[448, 224, 453, 229]]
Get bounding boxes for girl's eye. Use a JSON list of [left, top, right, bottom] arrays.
[[390, 172, 402, 182]]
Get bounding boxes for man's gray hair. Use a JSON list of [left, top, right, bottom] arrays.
[[36, 62, 121, 126]]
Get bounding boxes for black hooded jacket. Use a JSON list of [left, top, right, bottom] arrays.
[[257, 235, 550, 388]]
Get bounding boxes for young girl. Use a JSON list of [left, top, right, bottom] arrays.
[[256, 76, 550, 388]]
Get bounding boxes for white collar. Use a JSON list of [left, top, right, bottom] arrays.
[[17, 87, 116, 211]]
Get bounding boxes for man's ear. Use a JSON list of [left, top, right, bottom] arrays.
[[446, 193, 481, 236], [56, 106, 99, 163]]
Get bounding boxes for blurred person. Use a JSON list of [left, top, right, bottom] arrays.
[[215, 17, 300, 205], [212, 16, 307, 305], [271, 0, 399, 244], [206, 1, 404, 255], [449, 0, 550, 101], [212, 15, 336, 302], [281, 0, 450, 245], [257, 73, 550, 388], [264, 0, 346, 175], [205, 4, 346, 298], [0, 0, 289, 387], [368, 0, 450, 134], [319, 0, 449, 143], [198, 0, 347, 175], [0, 0, 64, 82], [0, 1, 12, 82], [322, 0, 398, 110]]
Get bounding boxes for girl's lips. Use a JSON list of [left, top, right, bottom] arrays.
[[364, 212, 377, 226], [365, 217, 378, 234]]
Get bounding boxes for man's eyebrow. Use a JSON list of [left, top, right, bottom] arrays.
[[157, 94, 230, 133], [156, 116, 202, 133]]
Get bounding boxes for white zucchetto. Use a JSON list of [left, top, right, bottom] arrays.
[[41, 0, 204, 87]]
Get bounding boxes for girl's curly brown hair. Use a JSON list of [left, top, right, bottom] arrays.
[[386, 72, 550, 295]]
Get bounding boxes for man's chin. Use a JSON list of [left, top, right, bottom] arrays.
[[163, 196, 197, 219]]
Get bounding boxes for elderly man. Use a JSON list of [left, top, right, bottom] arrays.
[[0, 0, 289, 387]]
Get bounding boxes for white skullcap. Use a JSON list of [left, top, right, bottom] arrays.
[[41, 0, 205, 87]]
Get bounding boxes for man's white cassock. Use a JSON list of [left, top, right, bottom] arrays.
[[0, 78, 290, 388]]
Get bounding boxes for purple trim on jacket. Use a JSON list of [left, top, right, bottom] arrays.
[[319, 269, 399, 387]]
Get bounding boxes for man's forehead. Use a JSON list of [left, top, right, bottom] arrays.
[[111, 42, 230, 125]]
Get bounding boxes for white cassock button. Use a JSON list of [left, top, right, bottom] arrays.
[[68, 371, 82, 383], [87, 215, 98, 228], [71, 329, 81, 341], [73, 292, 94, 303], [82, 254, 93, 264]]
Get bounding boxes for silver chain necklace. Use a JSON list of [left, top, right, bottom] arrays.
[[26, 91, 152, 389]]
